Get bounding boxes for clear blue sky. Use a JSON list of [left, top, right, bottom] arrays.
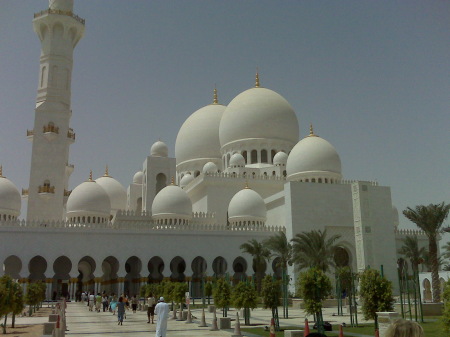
[[0, 1, 449, 239]]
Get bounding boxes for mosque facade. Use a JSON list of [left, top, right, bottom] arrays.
[[0, 0, 428, 299]]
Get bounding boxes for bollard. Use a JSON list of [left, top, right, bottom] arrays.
[[232, 312, 242, 337], [210, 309, 219, 331], [339, 324, 344, 337], [198, 307, 207, 327], [185, 306, 193, 323], [269, 317, 276, 337], [303, 318, 310, 337]]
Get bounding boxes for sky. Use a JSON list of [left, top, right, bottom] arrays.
[[0, 1, 449, 241]]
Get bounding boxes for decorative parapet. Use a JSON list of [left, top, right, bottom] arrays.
[[395, 228, 427, 236], [22, 189, 29, 196], [0, 218, 285, 234], [338, 179, 379, 186], [204, 171, 285, 181], [34, 9, 85, 25], [26, 130, 34, 137]]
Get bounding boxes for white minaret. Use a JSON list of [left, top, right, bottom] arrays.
[[26, 0, 84, 221]]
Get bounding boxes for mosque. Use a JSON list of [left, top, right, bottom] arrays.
[[0, 0, 428, 299]]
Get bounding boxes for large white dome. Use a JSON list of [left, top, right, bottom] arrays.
[[286, 129, 342, 182], [175, 103, 226, 166], [228, 186, 266, 224], [95, 173, 127, 213], [0, 172, 21, 218], [66, 179, 111, 221], [219, 87, 299, 148], [152, 184, 192, 220]]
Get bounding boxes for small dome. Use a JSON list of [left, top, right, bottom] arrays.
[[151, 140, 168, 157], [273, 151, 288, 166], [229, 153, 245, 168], [0, 172, 21, 218], [152, 184, 192, 220], [203, 162, 218, 174], [133, 171, 144, 184], [286, 129, 342, 181], [175, 103, 226, 166], [179, 174, 194, 188], [219, 87, 299, 148], [95, 173, 127, 213], [228, 186, 266, 224], [66, 179, 111, 220]]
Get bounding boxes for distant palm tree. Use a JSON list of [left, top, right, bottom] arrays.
[[443, 241, 450, 260], [398, 235, 426, 273], [240, 239, 271, 292], [291, 229, 341, 273], [263, 231, 292, 273], [403, 202, 450, 302], [421, 250, 444, 272]]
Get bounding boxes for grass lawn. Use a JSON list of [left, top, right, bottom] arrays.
[[241, 318, 446, 337]]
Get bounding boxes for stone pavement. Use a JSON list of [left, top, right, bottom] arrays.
[[61, 302, 373, 336]]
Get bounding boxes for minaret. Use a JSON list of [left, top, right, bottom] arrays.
[[26, 0, 84, 221]]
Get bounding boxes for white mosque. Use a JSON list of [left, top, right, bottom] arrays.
[[0, 0, 429, 299]]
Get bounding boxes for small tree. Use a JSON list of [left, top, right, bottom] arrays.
[[0, 276, 14, 334], [204, 282, 213, 305], [172, 282, 188, 309], [359, 269, 394, 330], [10, 282, 23, 328], [231, 281, 258, 325], [261, 275, 281, 329], [442, 279, 450, 334], [212, 278, 231, 317], [25, 283, 43, 316], [296, 268, 332, 318]]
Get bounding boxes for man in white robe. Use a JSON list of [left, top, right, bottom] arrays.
[[154, 296, 170, 337]]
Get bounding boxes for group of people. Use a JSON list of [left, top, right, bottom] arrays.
[[79, 290, 169, 336], [308, 318, 424, 337]]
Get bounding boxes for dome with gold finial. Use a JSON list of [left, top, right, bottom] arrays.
[[219, 72, 299, 152], [151, 178, 192, 221], [286, 125, 342, 182], [0, 166, 21, 220], [175, 88, 226, 173], [66, 171, 111, 223], [95, 166, 127, 215], [228, 183, 266, 225]]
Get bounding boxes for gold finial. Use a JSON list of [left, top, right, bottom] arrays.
[[0, 165, 3, 178], [255, 68, 260, 88], [104, 165, 109, 177], [244, 181, 250, 189], [89, 170, 93, 181], [171, 176, 175, 185], [308, 124, 318, 137], [213, 86, 218, 104]]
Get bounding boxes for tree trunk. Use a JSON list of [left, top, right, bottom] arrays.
[[429, 236, 440, 302], [3, 314, 7, 334], [11, 313, 15, 328]]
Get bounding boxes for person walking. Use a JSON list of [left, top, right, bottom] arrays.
[[116, 297, 126, 325], [131, 294, 138, 313], [102, 294, 109, 312], [110, 294, 118, 315], [147, 293, 156, 323], [95, 293, 102, 312], [154, 297, 170, 337], [88, 292, 95, 311]]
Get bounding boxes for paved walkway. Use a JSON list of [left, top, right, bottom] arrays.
[[61, 302, 373, 336]]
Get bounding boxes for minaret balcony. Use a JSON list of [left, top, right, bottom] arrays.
[[27, 130, 34, 142], [34, 9, 85, 25], [66, 163, 74, 176], [64, 189, 72, 197], [43, 124, 59, 141], [21, 188, 29, 199], [67, 129, 76, 143]]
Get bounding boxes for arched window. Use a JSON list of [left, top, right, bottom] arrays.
[[227, 153, 231, 166], [318, 178, 322, 183], [251, 150, 257, 164], [41, 66, 47, 87], [325, 178, 328, 183], [271, 150, 277, 162], [194, 170, 200, 177], [242, 151, 248, 164], [261, 149, 268, 163], [312, 178, 316, 183], [155, 173, 166, 195]]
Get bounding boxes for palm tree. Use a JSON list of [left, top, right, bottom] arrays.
[[291, 229, 341, 273], [403, 202, 450, 302], [398, 235, 426, 273], [240, 239, 271, 292], [443, 241, 450, 260], [263, 231, 292, 273]]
